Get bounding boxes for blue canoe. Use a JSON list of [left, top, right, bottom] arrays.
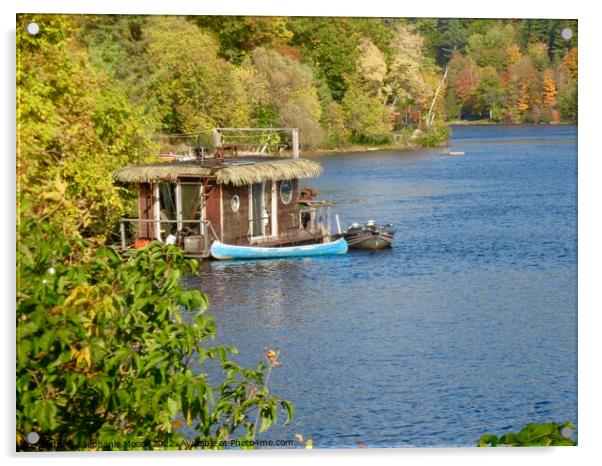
[[210, 237, 348, 260]]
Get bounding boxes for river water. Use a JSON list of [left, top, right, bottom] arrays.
[[186, 124, 577, 448]]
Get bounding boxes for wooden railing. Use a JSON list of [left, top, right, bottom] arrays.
[[119, 218, 216, 255]]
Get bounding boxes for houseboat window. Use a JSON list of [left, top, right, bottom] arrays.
[[230, 194, 240, 212], [159, 183, 177, 236], [280, 180, 293, 205]]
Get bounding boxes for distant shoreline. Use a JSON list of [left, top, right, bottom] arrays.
[[447, 120, 577, 126], [300, 122, 576, 156], [302, 142, 422, 157]]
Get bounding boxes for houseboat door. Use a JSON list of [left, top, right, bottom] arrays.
[[250, 182, 269, 239]]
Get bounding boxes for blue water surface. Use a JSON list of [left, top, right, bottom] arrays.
[[185, 124, 577, 448]]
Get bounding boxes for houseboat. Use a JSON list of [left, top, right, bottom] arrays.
[[114, 128, 346, 259]]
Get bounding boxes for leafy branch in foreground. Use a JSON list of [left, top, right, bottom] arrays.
[[16, 216, 292, 451], [477, 421, 576, 447]]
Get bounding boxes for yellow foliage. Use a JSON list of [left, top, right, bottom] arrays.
[[542, 70, 558, 107], [70, 345, 92, 370], [562, 48, 578, 81], [507, 44, 521, 64], [517, 83, 529, 113]]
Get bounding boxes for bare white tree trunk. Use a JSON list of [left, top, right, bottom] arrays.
[[426, 67, 448, 130]]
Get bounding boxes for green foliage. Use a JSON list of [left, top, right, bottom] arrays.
[[478, 422, 576, 447], [145, 17, 252, 134], [17, 14, 157, 242], [18, 14, 578, 163], [474, 67, 505, 121], [16, 217, 292, 450], [17, 15, 293, 452], [559, 86, 578, 123], [466, 23, 516, 69], [251, 47, 324, 148], [342, 78, 391, 145], [288, 17, 392, 103], [520, 19, 578, 59], [414, 123, 450, 148], [197, 16, 293, 63]]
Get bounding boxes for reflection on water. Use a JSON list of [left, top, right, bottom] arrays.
[[183, 125, 577, 447]]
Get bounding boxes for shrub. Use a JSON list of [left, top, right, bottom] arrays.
[[477, 421, 576, 447], [415, 123, 450, 147], [17, 216, 292, 450]]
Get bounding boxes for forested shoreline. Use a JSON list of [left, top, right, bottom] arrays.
[[16, 13, 579, 242], [70, 16, 577, 150]]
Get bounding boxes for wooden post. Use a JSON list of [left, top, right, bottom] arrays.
[[153, 183, 161, 241], [213, 128, 221, 149], [292, 128, 299, 158], [203, 220, 209, 254], [175, 182, 182, 232], [120, 222, 126, 250]]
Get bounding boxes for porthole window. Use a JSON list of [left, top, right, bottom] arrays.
[[280, 180, 293, 205], [230, 194, 240, 212]]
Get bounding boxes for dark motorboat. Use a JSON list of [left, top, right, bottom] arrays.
[[338, 220, 395, 250]]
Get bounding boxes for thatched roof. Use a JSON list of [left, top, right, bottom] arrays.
[[114, 158, 322, 186]]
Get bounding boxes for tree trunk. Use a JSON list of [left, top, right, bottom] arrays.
[[426, 67, 448, 129]]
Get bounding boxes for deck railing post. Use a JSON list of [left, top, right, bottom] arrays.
[[120, 222, 126, 250], [203, 220, 209, 253], [292, 128, 299, 158]]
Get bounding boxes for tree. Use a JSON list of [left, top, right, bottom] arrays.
[[507, 43, 521, 65], [288, 18, 361, 101], [288, 17, 393, 102], [528, 42, 550, 72], [507, 55, 541, 122], [197, 16, 293, 63], [474, 67, 505, 120], [561, 47, 578, 82], [145, 16, 252, 134], [17, 14, 158, 243], [446, 52, 480, 116], [542, 69, 558, 107], [385, 24, 431, 114], [520, 19, 578, 60], [517, 82, 530, 114], [342, 76, 391, 144], [466, 23, 516, 69], [559, 86, 577, 122], [439, 19, 470, 62], [356, 38, 387, 97], [251, 48, 324, 148]]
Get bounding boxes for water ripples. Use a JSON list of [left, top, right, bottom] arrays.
[[185, 125, 577, 447]]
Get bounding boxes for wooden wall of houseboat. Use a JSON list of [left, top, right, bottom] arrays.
[[202, 179, 302, 245], [221, 185, 251, 245], [276, 179, 300, 239], [138, 183, 153, 238]]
